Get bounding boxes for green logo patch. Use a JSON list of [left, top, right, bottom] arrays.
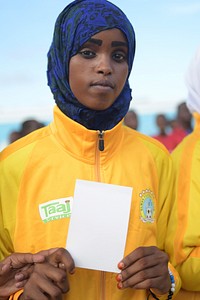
[[39, 197, 73, 223]]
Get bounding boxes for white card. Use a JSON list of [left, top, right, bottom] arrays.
[[66, 179, 132, 273]]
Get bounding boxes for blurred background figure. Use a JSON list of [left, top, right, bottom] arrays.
[[152, 103, 193, 152], [124, 109, 138, 130], [20, 119, 44, 137], [167, 101, 193, 150], [176, 101, 193, 134], [168, 118, 178, 132], [8, 119, 45, 144], [152, 114, 172, 150], [9, 131, 21, 144]]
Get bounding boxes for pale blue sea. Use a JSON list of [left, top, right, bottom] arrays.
[[0, 112, 176, 151]]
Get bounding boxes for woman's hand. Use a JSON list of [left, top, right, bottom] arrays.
[[0, 252, 46, 298], [116, 246, 171, 295], [19, 248, 75, 300]]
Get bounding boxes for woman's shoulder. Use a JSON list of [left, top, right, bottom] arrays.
[[0, 125, 51, 162], [123, 125, 170, 157]]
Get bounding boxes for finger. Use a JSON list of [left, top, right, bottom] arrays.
[[37, 248, 59, 257], [118, 275, 161, 290], [0, 262, 11, 273], [15, 267, 32, 282], [48, 267, 69, 292], [15, 272, 26, 282], [117, 263, 170, 293], [118, 246, 157, 270], [15, 279, 28, 289], [33, 262, 69, 293], [28, 268, 66, 297], [120, 266, 160, 289], [14, 264, 34, 290], [120, 254, 159, 281], [15, 248, 59, 266], [125, 272, 171, 294], [53, 273, 69, 293], [18, 253, 46, 264], [7, 253, 45, 268], [22, 285, 49, 300], [32, 253, 46, 263], [48, 248, 75, 274]]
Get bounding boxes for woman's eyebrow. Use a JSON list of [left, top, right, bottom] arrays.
[[87, 38, 102, 46], [86, 39, 128, 48], [111, 41, 128, 47]]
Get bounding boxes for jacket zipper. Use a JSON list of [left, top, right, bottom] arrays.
[[95, 130, 105, 300], [98, 130, 105, 151], [95, 130, 105, 182]]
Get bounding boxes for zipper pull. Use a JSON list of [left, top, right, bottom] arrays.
[[98, 130, 105, 151]]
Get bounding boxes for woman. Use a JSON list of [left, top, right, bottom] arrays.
[[0, 1, 180, 299], [166, 46, 200, 300]]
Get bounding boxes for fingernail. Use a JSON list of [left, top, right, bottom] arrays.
[[117, 282, 123, 289], [15, 282, 24, 288], [15, 273, 24, 280], [118, 262, 124, 270], [59, 263, 65, 269], [115, 274, 122, 282], [1, 264, 9, 271]]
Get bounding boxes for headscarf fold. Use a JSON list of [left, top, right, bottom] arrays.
[[185, 46, 200, 114], [47, 0, 135, 130]]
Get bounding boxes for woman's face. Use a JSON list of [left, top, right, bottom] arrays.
[[69, 28, 129, 110]]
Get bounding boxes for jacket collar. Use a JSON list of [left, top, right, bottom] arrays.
[[50, 106, 124, 162]]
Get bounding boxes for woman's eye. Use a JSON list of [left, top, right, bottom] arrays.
[[113, 52, 127, 62], [78, 49, 96, 59]]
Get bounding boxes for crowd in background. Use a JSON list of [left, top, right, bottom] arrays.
[[124, 101, 193, 152]]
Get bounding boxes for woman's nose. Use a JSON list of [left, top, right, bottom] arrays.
[[96, 55, 112, 75]]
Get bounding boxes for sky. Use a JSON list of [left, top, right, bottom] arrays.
[[0, 0, 200, 123]]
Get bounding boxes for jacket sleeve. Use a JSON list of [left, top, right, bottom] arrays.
[[144, 142, 181, 298], [0, 153, 14, 260], [0, 145, 32, 260], [154, 149, 181, 297]]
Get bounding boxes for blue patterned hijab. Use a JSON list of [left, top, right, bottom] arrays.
[[47, 0, 135, 130]]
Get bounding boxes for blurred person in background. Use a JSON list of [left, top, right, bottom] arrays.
[[20, 119, 44, 137], [176, 102, 193, 134], [123, 109, 138, 130], [166, 46, 200, 300], [9, 131, 21, 144], [167, 101, 193, 151], [152, 114, 174, 151], [8, 119, 45, 144]]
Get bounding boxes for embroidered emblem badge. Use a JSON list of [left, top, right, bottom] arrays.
[[39, 197, 73, 223], [139, 189, 155, 223]]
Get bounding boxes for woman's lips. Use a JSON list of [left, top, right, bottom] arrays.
[[90, 80, 115, 89]]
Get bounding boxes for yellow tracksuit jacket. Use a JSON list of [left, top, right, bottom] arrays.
[[0, 106, 180, 300], [166, 113, 200, 300]]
